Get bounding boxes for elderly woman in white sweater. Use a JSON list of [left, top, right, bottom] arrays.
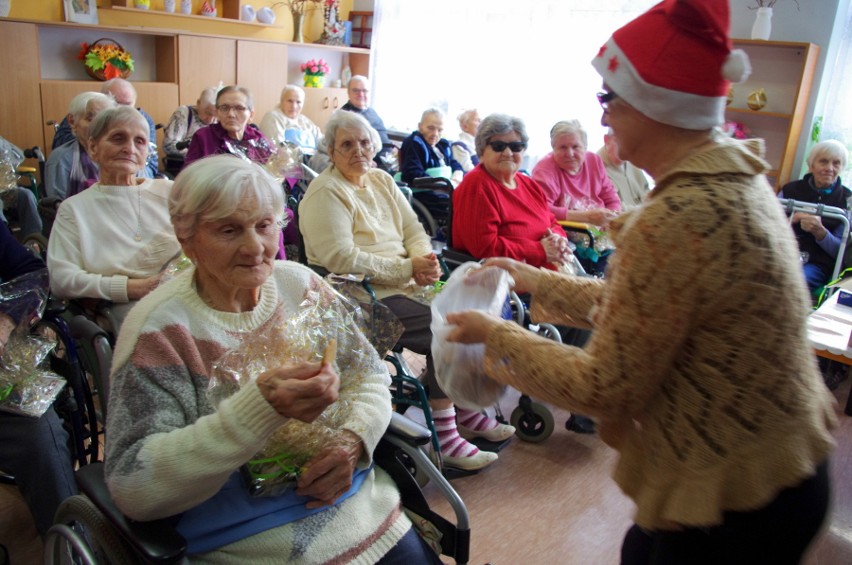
[[299, 111, 514, 472], [47, 105, 181, 325], [105, 155, 439, 562]]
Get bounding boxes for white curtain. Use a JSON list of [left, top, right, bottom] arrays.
[[818, 3, 852, 181], [371, 0, 654, 165]]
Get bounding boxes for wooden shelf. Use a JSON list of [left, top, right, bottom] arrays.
[[110, 5, 272, 27], [727, 107, 793, 120]]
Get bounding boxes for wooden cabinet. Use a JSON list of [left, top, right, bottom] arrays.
[[0, 21, 43, 157], [726, 40, 819, 189], [302, 87, 347, 130], [177, 35, 236, 105], [236, 40, 289, 119]]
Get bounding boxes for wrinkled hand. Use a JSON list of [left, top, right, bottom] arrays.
[[446, 310, 502, 345], [297, 430, 363, 509], [541, 230, 572, 265], [480, 258, 544, 294], [793, 212, 828, 240], [412, 253, 441, 286], [585, 208, 618, 226], [127, 271, 166, 300], [256, 361, 339, 422]]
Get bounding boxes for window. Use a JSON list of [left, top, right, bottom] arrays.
[[816, 4, 852, 181], [371, 0, 653, 165]]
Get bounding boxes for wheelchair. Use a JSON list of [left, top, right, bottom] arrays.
[[397, 175, 454, 243], [43, 412, 471, 565], [440, 189, 604, 443]]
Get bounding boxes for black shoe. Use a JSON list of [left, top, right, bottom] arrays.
[[566, 414, 596, 434]]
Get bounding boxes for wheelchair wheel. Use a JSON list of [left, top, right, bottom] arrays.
[[21, 232, 48, 258], [510, 401, 555, 443], [395, 445, 438, 488], [410, 198, 437, 238], [52, 495, 136, 564]]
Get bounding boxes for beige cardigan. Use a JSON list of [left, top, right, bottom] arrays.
[[483, 137, 836, 529]]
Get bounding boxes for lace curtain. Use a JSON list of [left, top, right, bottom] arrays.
[[370, 0, 652, 166], [817, 4, 852, 181]]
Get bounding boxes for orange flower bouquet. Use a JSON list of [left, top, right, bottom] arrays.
[[77, 38, 134, 81]]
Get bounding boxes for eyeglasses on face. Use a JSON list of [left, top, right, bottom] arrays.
[[335, 139, 373, 155], [216, 104, 249, 114], [486, 140, 526, 153], [597, 91, 618, 111], [350, 88, 369, 95]]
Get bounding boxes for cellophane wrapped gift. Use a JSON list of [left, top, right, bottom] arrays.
[[0, 270, 66, 417], [430, 262, 512, 410], [208, 280, 401, 497]]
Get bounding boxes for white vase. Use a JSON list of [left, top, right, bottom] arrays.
[[180, 0, 192, 15], [164, 0, 175, 13], [0, 0, 11, 18], [241, 4, 255, 21], [751, 7, 772, 41]]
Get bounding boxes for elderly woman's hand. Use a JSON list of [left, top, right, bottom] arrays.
[[0, 313, 15, 358], [446, 310, 502, 344], [584, 208, 619, 226], [792, 212, 829, 240], [297, 430, 363, 509], [256, 361, 340, 422], [127, 272, 167, 300], [541, 230, 572, 265], [412, 253, 442, 286]]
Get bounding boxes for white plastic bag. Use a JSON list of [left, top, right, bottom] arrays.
[[430, 262, 512, 409]]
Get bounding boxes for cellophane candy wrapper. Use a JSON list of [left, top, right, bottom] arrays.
[[430, 262, 511, 410], [208, 281, 378, 497], [157, 253, 194, 286], [323, 273, 404, 355], [0, 270, 66, 417], [265, 141, 305, 184]]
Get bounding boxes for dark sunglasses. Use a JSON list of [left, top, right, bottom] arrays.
[[487, 140, 526, 153]]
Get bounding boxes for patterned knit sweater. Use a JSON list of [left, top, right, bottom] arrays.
[[483, 137, 837, 529], [105, 262, 411, 563]]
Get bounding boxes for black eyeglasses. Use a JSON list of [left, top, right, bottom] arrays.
[[597, 91, 618, 111], [216, 104, 249, 114], [487, 140, 526, 153]]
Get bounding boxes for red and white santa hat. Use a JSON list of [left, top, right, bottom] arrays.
[[591, 0, 750, 130]]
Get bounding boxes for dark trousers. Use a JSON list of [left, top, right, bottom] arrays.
[[380, 295, 446, 400], [621, 460, 830, 565]]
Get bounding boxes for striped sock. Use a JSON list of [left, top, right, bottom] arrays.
[[456, 407, 498, 432], [432, 407, 480, 458]]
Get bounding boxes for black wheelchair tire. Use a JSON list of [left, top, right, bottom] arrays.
[[53, 495, 137, 564], [510, 402, 555, 443]]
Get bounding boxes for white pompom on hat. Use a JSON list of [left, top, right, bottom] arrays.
[[591, 0, 751, 130]]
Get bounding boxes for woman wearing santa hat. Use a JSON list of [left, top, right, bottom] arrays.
[[443, 1, 835, 563]]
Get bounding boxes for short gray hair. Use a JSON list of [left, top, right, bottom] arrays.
[[281, 84, 305, 100], [474, 114, 529, 157], [348, 75, 369, 89], [217, 85, 255, 111], [549, 120, 587, 149], [198, 87, 218, 106], [169, 155, 286, 240], [420, 108, 444, 123], [807, 140, 849, 172], [324, 111, 381, 160], [88, 105, 150, 144], [68, 92, 114, 119], [457, 109, 479, 127]]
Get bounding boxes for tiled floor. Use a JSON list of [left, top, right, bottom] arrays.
[[3, 378, 852, 564]]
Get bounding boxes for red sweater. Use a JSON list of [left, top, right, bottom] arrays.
[[452, 165, 565, 268]]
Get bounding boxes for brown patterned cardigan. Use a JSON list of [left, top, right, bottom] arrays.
[[483, 137, 837, 530]]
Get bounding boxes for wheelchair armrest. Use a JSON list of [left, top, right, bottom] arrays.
[[409, 176, 454, 194], [387, 411, 432, 447], [75, 463, 187, 563]]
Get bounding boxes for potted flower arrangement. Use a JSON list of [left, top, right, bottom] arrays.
[[77, 39, 134, 81], [300, 58, 330, 88]]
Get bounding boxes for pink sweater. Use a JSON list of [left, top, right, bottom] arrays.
[[532, 152, 622, 220]]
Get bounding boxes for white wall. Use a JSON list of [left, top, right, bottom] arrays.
[[731, 0, 847, 176]]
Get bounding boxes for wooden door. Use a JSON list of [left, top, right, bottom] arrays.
[[178, 35, 236, 105]]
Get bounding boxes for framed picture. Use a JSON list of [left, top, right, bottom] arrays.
[[64, 0, 99, 25]]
